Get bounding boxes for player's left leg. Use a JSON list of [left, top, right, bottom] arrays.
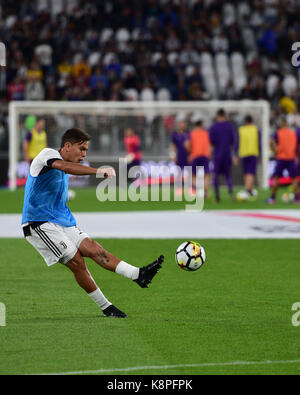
[[244, 173, 254, 191], [212, 160, 220, 202], [288, 160, 300, 203], [79, 237, 164, 288], [224, 157, 233, 198]]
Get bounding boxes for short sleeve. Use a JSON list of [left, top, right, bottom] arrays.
[[30, 148, 62, 177]]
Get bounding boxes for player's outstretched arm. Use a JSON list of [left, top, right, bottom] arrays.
[[51, 160, 115, 177]]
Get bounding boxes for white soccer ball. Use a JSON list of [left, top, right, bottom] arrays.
[[68, 189, 76, 201], [236, 190, 249, 202], [175, 241, 206, 271], [281, 192, 294, 203]]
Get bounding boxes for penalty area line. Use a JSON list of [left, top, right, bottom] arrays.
[[27, 359, 300, 375]]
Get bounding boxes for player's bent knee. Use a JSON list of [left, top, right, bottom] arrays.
[[82, 240, 105, 259], [66, 251, 87, 273]]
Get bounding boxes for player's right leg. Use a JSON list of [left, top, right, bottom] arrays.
[[65, 251, 127, 318], [212, 159, 221, 202]]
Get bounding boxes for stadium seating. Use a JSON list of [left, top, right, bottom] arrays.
[[0, 0, 299, 125]]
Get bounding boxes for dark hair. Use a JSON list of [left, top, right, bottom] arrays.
[[217, 108, 226, 117], [245, 115, 253, 123], [60, 128, 91, 148], [280, 116, 287, 126]]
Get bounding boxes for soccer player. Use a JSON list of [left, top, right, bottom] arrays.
[[237, 115, 260, 198], [185, 118, 211, 197], [23, 117, 47, 163], [296, 125, 300, 177], [266, 117, 299, 204], [123, 127, 142, 170], [22, 128, 164, 318], [169, 118, 190, 170], [209, 109, 237, 202], [169, 117, 190, 194]]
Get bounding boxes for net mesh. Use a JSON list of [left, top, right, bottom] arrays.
[[9, 101, 270, 189]]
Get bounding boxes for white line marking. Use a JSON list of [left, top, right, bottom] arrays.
[[4, 209, 300, 239], [28, 359, 300, 375]]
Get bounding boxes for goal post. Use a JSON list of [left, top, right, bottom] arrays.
[[8, 100, 271, 191]]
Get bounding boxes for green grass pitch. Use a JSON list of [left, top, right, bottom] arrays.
[[0, 185, 297, 213], [0, 187, 300, 375], [1, 238, 300, 375]]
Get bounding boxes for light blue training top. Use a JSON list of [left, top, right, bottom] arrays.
[[22, 148, 76, 227]]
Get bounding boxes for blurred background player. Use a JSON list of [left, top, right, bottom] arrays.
[[296, 124, 300, 178], [169, 115, 190, 194], [209, 109, 237, 202], [124, 127, 142, 171], [267, 117, 299, 204], [236, 115, 260, 199], [23, 117, 47, 164], [185, 116, 211, 198]]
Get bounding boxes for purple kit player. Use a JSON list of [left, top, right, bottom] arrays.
[[209, 109, 238, 202], [296, 125, 300, 177], [169, 117, 190, 170]]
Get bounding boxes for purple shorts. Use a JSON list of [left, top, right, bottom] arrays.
[[176, 160, 188, 170], [213, 156, 231, 177], [128, 159, 141, 169], [273, 159, 297, 178], [242, 156, 257, 175], [191, 156, 210, 175]]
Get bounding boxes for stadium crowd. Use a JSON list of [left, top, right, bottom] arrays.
[[0, 0, 300, 124], [2, 0, 300, 193]]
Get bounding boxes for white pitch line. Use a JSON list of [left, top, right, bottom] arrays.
[[29, 359, 300, 375]]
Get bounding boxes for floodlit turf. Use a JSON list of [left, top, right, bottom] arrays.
[[0, 186, 297, 213], [1, 238, 300, 375], [0, 186, 299, 375]]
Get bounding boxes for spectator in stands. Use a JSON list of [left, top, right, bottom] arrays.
[[258, 22, 278, 56], [279, 95, 297, 114], [24, 58, 45, 100], [8, 76, 25, 101], [26, 59, 43, 83], [73, 68, 90, 90], [1, 0, 300, 129], [89, 65, 109, 92], [72, 57, 91, 80], [267, 117, 299, 204], [25, 79, 45, 101], [57, 57, 73, 91]]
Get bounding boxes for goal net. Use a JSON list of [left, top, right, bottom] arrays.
[[8, 100, 270, 190]]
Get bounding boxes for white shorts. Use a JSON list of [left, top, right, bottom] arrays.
[[24, 222, 89, 266]]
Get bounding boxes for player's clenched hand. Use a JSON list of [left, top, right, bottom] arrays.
[[98, 167, 116, 178]]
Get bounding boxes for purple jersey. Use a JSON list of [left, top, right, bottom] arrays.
[[296, 127, 300, 152], [209, 121, 235, 159], [171, 130, 190, 167]]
